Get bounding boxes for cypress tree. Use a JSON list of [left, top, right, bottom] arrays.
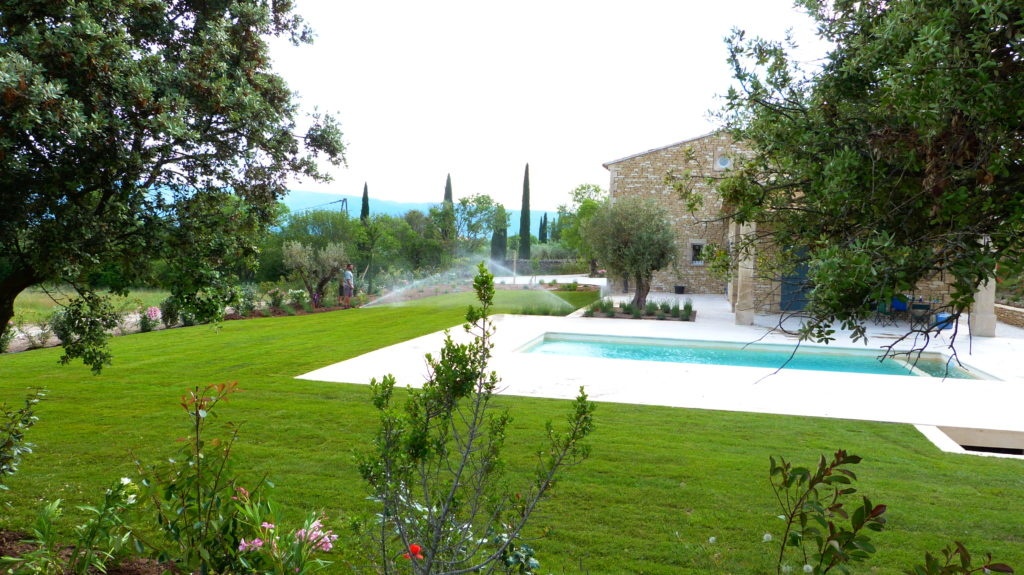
[[518, 164, 531, 260], [438, 173, 456, 251], [538, 213, 548, 244], [360, 182, 370, 222]]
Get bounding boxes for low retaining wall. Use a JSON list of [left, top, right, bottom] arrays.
[[995, 304, 1024, 328]]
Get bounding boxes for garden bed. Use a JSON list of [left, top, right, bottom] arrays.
[[583, 299, 697, 321]]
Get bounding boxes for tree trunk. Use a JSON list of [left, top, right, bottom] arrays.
[[632, 274, 651, 308], [0, 266, 41, 333]]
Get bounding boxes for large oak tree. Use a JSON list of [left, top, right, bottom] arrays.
[[0, 0, 344, 371], [716, 0, 1023, 344]]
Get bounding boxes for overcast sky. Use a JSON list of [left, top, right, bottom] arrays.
[[270, 1, 829, 210]]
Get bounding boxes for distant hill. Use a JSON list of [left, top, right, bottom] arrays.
[[282, 190, 554, 235]]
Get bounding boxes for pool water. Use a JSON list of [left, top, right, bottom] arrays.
[[521, 333, 981, 379]]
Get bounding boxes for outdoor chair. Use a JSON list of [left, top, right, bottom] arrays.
[[872, 300, 898, 327], [890, 297, 909, 322], [909, 303, 932, 330]]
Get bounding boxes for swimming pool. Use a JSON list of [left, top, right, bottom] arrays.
[[521, 333, 985, 379]]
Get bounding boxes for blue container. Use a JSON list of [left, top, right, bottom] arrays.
[[935, 312, 953, 330]]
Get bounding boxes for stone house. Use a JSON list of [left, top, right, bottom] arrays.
[[603, 130, 997, 335], [602, 131, 737, 296]]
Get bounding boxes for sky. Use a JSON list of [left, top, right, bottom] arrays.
[[269, 1, 829, 211]]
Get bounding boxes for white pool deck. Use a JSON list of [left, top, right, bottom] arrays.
[[298, 277, 1024, 456]]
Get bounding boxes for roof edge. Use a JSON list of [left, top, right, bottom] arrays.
[[601, 129, 725, 169]]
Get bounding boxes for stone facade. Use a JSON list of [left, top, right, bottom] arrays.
[[603, 131, 741, 295], [603, 131, 997, 335], [996, 304, 1024, 328]]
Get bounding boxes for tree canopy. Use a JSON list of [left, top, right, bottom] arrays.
[[717, 0, 1024, 343], [454, 194, 498, 255], [557, 184, 607, 275], [582, 196, 676, 308], [0, 0, 344, 371]]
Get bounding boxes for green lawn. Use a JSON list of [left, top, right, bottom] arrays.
[[1, 290, 1021, 574]]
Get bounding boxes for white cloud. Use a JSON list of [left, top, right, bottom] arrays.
[[271, 0, 828, 210]]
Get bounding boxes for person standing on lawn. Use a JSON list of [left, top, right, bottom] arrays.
[[341, 263, 354, 308]]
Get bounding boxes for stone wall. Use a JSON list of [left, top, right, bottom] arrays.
[[604, 131, 742, 295], [996, 304, 1024, 328]]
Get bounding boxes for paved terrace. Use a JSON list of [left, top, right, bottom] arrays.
[[298, 278, 1024, 457]]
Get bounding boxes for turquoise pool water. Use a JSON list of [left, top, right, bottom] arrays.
[[522, 333, 981, 379]]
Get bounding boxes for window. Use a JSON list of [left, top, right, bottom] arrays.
[[691, 242, 705, 265]]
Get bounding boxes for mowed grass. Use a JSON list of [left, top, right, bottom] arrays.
[[1, 289, 1022, 574]]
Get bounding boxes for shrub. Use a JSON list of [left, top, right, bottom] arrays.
[[2, 479, 140, 575], [358, 263, 595, 574], [287, 289, 308, 307], [159, 297, 180, 328], [236, 284, 259, 316], [135, 383, 255, 574], [644, 302, 658, 316], [769, 450, 886, 574], [265, 287, 286, 309], [0, 389, 46, 491], [138, 306, 161, 333], [1, 322, 15, 352]]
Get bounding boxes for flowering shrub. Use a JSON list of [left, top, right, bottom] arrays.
[[139, 306, 161, 333], [287, 289, 308, 307], [265, 287, 286, 309], [235, 490, 338, 575]]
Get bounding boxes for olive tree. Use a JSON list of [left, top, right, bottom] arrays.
[[0, 0, 344, 371], [582, 196, 677, 308], [281, 241, 347, 308]]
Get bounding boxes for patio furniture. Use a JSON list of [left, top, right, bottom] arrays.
[[872, 300, 898, 327], [909, 303, 932, 330], [890, 297, 909, 322]]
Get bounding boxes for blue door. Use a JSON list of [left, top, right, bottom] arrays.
[[779, 260, 810, 311]]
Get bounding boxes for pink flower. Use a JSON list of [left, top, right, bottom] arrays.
[[145, 306, 161, 321], [238, 538, 264, 552], [261, 522, 275, 530], [296, 518, 337, 552]]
